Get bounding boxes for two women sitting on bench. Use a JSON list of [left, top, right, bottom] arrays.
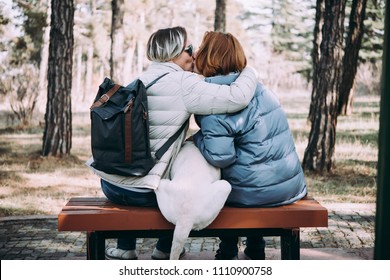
[[92, 27, 306, 260]]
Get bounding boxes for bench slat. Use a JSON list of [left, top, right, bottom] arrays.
[[58, 196, 328, 232]]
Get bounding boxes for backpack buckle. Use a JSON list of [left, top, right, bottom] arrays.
[[100, 94, 110, 103]]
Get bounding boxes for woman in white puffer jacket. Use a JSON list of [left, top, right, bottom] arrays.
[[87, 26, 258, 260]]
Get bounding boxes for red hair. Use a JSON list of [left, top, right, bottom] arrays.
[[195, 32, 247, 77]]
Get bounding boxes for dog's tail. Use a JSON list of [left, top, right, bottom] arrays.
[[170, 220, 193, 260]]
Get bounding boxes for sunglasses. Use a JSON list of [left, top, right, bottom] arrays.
[[184, 44, 194, 57]]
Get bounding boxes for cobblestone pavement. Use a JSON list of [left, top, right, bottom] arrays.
[[0, 203, 375, 260]]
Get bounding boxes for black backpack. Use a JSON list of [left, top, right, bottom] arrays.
[[90, 73, 187, 177]]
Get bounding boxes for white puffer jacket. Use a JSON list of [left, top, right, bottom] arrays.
[[87, 62, 258, 191]]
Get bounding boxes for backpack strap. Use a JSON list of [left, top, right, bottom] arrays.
[[155, 119, 189, 160], [145, 72, 169, 89], [90, 84, 121, 109]]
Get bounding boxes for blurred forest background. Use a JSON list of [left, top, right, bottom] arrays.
[[0, 0, 384, 120], [0, 0, 385, 216]]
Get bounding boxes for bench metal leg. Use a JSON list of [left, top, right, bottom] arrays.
[[281, 228, 300, 260], [87, 232, 106, 260]]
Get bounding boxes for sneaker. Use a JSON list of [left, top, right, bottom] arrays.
[[105, 247, 138, 260], [151, 248, 186, 260], [243, 247, 265, 260], [214, 249, 238, 260]]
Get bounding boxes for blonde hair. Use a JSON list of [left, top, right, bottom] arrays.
[[146, 26, 187, 62], [195, 32, 247, 77]]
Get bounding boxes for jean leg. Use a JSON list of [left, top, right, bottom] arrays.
[[219, 236, 239, 256], [117, 238, 136, 250], [246, 235, 266, 250], [155, 234, 174, 253]]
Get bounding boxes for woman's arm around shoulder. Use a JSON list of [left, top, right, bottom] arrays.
[[181, 66, 258, 115]]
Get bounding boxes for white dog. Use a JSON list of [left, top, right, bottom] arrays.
[[155, 141, 231, 260]]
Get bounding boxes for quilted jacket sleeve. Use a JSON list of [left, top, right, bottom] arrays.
[[181, 67, 257, 115], [193, 115, 236, 168]]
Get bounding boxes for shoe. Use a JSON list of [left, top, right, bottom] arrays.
[[214, 249, 238, 260], [243, 247, 265, 260], [151, 248, 186, 260], [105, 247, 138, 260]]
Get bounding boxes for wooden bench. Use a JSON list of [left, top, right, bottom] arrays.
[[58, 196, 328, 260]]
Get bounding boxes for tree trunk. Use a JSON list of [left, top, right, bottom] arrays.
[[375, 0, 390, 259], [123, 39, 136, 83], [84, 43, 94, 102], [338, 0, 367, 116], [42, 0, 74, 156], [308, 0, 324, 123], [110, 0, 125, 83], [136, 11, 145, 76], [37, 0, 51, 114], [302, 0, 346, 172], [137, 39, 144, 75], [214, 0, 226, 32], [74, 44, 83, 103]]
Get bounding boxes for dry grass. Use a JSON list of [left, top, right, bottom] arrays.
[[0, 88, 379, 217], [0, 114, 102, 217], [278, 89, 379, 204], [0, 143, 101, 216]]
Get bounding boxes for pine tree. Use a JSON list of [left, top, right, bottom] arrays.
[[110, 0, 125, 83], [338, 0, 368, 116], [271, 0, 315, 80], [303, 0, 347, 172], [215, 0, 226, 32], [42, 0, 74, 156], [360, 0, 385, 64]]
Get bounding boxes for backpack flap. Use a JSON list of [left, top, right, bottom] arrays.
[[91, 78, 138, 119], [91, 89, 135, 120], [91, 103, 122, 120]]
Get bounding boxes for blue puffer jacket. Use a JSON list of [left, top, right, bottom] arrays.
[[193, 74, 307, 207]]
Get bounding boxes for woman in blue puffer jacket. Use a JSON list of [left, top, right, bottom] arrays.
[[193, 31, 307, 260]]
